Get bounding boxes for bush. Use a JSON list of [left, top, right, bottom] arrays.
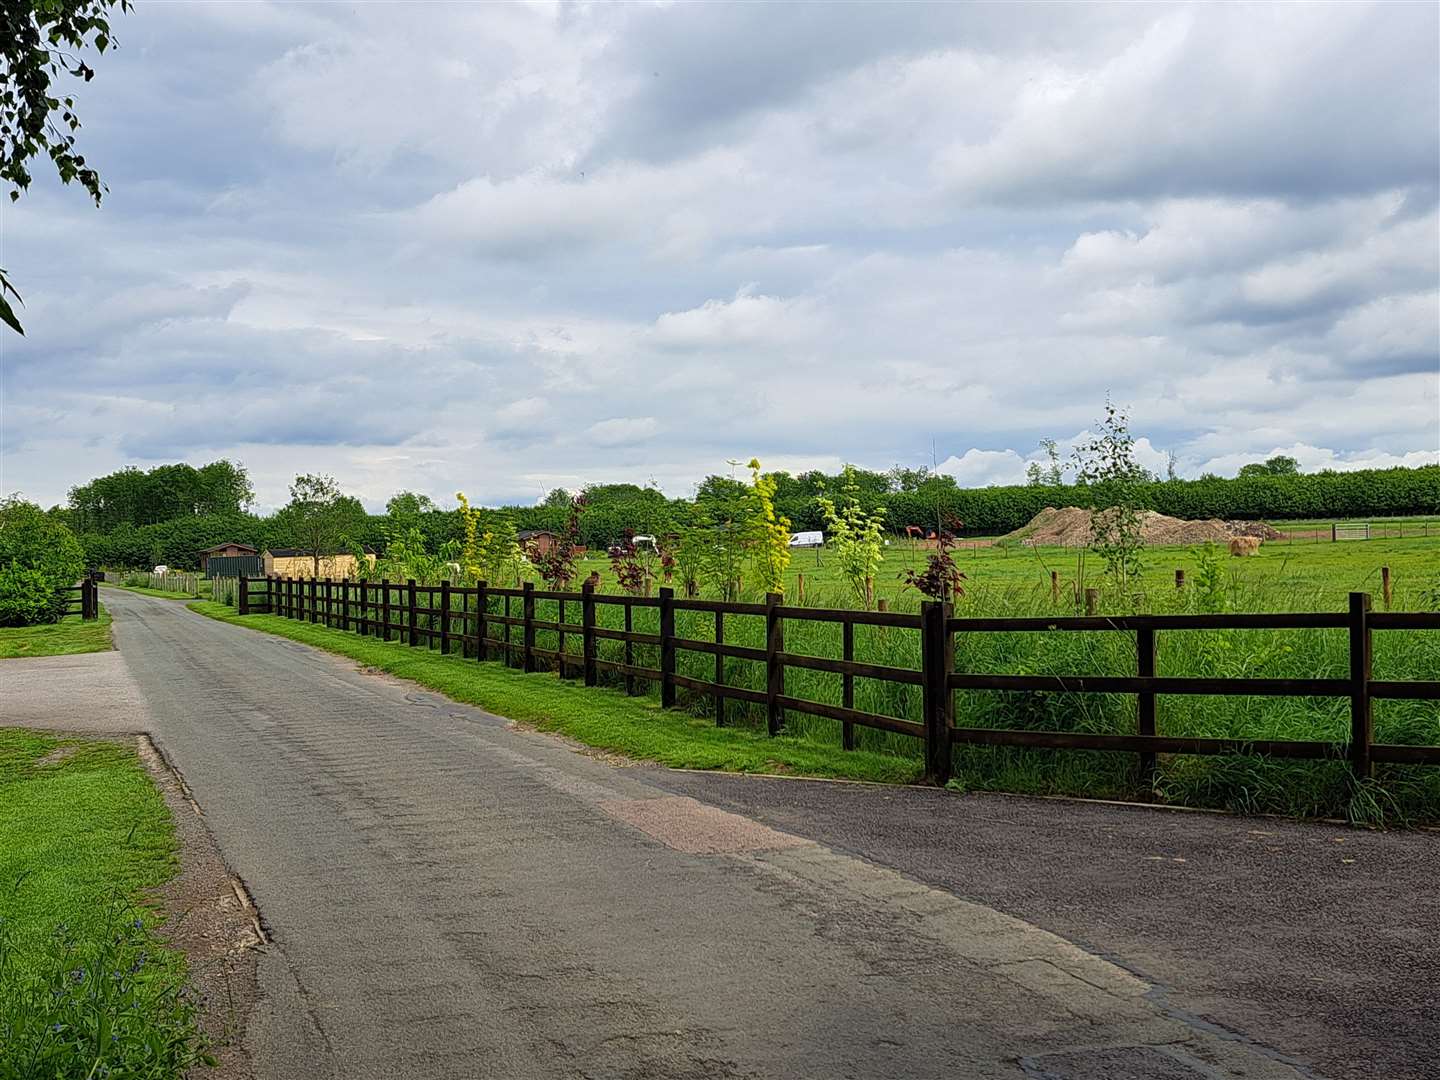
[[0, 567, 67, 627], [0, 499, 85, 627]]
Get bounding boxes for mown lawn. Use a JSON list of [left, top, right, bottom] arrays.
[[0, 730, 175, 948], [0, 729, 210, 1075], [0, 608, 112, 659]]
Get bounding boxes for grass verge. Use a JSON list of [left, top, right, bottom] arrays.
[[0, 728, 211, 1075], [188, 601, 923, 784], [0, 607, 112, 659]]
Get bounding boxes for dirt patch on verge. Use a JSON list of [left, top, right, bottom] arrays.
[[36, 745, 82, 766], [135, 735, 262, 1080], [1005, 507, 1283, 547]]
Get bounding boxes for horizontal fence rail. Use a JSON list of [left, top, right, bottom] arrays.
[[239, 576, 1440, 785]]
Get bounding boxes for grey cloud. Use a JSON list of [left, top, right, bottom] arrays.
[[2, 2, 1435, 510]]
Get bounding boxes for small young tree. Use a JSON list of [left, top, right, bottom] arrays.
[[607, 530, 655, 596], [900, 520, 966, 603], [690, 466, 752, 602], [817, 465, 886, 607], [745, 459, 791, 597], [531, 493, 586, 589], [1074, 399, 1148, 589]]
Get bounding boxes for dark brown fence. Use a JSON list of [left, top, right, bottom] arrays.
[[240, 575, 1439, 784], [54, 579, 99, 620]]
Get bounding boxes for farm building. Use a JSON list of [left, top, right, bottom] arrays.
[[263, 548, 377, 580], [198, 542, 258, 574], [517, 529, 557, 557]]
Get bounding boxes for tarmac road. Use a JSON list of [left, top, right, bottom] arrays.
[[5, 588, 1433, 1079]]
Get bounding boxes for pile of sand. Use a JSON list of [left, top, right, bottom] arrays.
[[1005, 507, 1282, 547]]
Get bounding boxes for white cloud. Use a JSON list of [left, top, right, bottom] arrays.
[[585, 417, 660, 448]]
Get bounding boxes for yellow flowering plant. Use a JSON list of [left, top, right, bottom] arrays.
[[746, 458, 791, 597]]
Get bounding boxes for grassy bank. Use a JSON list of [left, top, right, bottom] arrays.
[[193, 588, 1439, 823], [0, 729, 210, 1075], [0, 608, 112, 659]]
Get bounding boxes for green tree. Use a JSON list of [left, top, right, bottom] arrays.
[[385, 491, 437, 518], [816, 465, 886, 607], [1074, 398, 1148, 589], [746, 459, 791, 597], [1238, 455, 1301, 478], [0, 495, 86, 625], [273, 475, 366, 578], [2, 0, 132, 334]]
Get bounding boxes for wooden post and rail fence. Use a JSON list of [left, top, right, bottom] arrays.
[[238, 574, 1439, 785], [54, 578, 100, 620]]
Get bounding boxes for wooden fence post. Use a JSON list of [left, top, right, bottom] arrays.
[[1084, 587, 1099, 616], [439, 581, 452, 655], [340, 578, 350, 632], [659, 587, 676, 708], [1050, 570, 1059, 604], [623, 603, 635, 695], [1175, 569, 1185, 590], [238, 575, 250, 615], [1136, 625, 1157, 790], [765, 592, 784, 736], [1381, 566, 1392, 610], [920, 601, 954, 786], [582, 582, 597, 687], [407, 579, 419, 646], [1349, 592, 1373, 779], [323, 578, 333, 627], [357, 580, 368, 636], [380, 579, 391, 642], [842, 619, 855, 751], [309, 577, 318, 623], [504, 594, 513, 666], [522, 582, 536, 672], [477, 581, 488, 662], [714, 610, 726, 726]]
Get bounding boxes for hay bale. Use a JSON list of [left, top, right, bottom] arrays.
[[1228, 536, 1261, 557]]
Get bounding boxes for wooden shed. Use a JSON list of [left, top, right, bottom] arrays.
[[198, 542, 258, 574], [517, 530, 558, 558]]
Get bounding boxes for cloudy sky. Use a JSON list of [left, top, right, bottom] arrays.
[[2, 1, 1437, 512]]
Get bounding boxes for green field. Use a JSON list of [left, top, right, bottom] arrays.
[[0, 608, 112, 659], [575, 534, 1439, 613]]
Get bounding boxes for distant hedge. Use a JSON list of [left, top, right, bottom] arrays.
[[877, 464, 1440, 537]]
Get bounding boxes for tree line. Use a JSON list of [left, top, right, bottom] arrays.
[[42, 458, 1440, 571]]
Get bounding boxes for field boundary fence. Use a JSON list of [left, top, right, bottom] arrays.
[[239, 575, 1439, 785]]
